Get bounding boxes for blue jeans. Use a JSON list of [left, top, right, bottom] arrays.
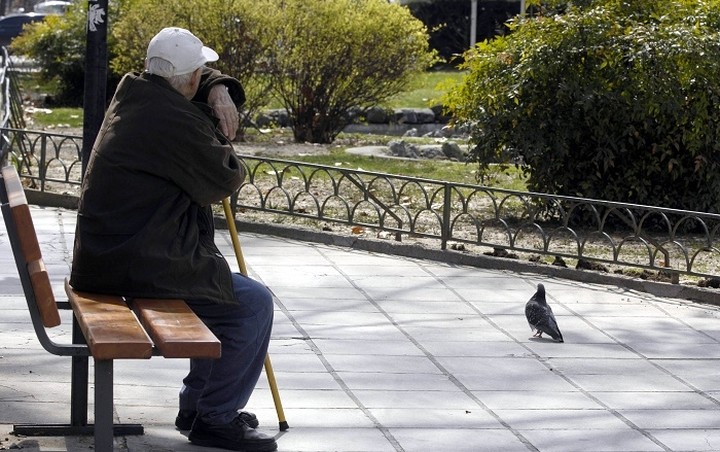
[[180, 273, 274, 425]]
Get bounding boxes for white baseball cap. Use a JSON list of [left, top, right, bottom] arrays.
[[146, 27, 219, 76]]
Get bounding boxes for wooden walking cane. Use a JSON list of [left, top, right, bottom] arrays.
[[222, 198, 289, 431]]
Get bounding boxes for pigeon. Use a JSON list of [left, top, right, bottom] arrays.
[[525, 283, 564, 342]]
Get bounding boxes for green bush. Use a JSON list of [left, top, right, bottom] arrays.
[[13, 0, 275, 134], [262, 0, 438, 144], [14, 0, 436, 144], [445, 0, 720, 212], [12, 3, 106, 106], [111, 0, 275, 138]]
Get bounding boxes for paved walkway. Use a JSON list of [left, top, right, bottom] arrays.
[[2, 206, 720, 451]]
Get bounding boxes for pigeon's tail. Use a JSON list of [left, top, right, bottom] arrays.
[[546, 318, 564, 343]]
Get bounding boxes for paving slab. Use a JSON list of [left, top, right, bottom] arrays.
[[1, 206, 720, 451]]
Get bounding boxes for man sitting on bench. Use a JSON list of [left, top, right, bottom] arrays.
[[69, 27, 277, 452]]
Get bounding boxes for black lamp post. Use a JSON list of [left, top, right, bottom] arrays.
[[81, 0, 108, 177]]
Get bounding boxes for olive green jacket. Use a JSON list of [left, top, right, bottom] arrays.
[[70, 69, 245, 304]]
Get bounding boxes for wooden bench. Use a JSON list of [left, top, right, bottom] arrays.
[[0, 165, 221, 450]]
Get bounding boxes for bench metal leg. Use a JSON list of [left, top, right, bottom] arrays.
[[71, 318, 89, 427], [95, 359, 114, 451], [13, 356, 143, 439]]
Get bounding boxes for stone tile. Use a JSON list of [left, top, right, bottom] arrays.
[[437, 356, 554, 381], [422, 265, 507, 278], [652, 359, 720, 391], [270, 286, 370, 301], [360, 287, 464, 302], [281, 297, 378, 312], [322, 252, 419, 268], [324, 354, 441, 374], [455, 370, 579, 392], [548, 358, 662, 375], [518, 428, 665, 452], [648, 429, 720, 451], [390, 428, 529, 452], [0, 426, 96, 452], [369, 407, 503, 428], [524, 343, 638, 359], [440, 356, 578, 392], [419, 340, 530, 358], [591, 391, 720, 410], [339, 264, 438, 278], [470, 301, 532, 315], [257, 273, 356, 289], [589, 316, 714, 344], [490, 314, 615, 344], [247, 388, 359, 410], [337, 372, 457, 391], [402, 326, 510, 342], [289, 310, 392, 326], [274, 427, 396, 452], [300, 324, 410, 342], [351, 276, 448, 291], [0, 401, 73, 425], [258, 353, 329, 374], [497, 408, 632, 430], [570, 373, 692, 392], [389, 312, 494, 329], [352, 389, 477, 410], [456, 287, 533, 303], [620, 409, 720, 429], [312, 339, 422, 356], [631, 343, 720, 359], [475, 391, 600, 410], [375, 300, 478, 315], [253, 371, 343, 391]]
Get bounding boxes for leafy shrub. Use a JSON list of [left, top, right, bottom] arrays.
[[261, 0, 438, 144], [110, 0, 275, 138], [14, 0, 436, 145], [445, 0, 720, 212], [12, 3, 110, 106]]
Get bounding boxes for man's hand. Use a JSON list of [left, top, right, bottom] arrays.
[[208, 85, 239, 141]]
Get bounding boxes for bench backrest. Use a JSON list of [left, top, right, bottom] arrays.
[[1, 165, 61, 327], [2, 164, 221, 361]]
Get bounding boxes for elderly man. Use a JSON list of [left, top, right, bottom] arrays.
[[70, 27, 277, 452]]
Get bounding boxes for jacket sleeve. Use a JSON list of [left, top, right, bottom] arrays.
[[194, 67, 246, 108], [169, 124, 245, 207]]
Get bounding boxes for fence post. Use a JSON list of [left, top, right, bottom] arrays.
[[441, 183, 451, 250], [39, 134, 47, 192]]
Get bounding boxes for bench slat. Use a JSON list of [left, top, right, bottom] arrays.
[[133, 299, 221, 359], [12, 204, 42, 262], [65, 280, 153, 360], [28, 259, 61, 327], [2, 166, 61, 328]]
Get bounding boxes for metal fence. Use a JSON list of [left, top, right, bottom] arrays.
[[2, 127, 719, 281], [0, 48, 28, 134]]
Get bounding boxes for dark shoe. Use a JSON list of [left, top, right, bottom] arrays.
[[175, 409, 259, 431], [189, 415, 277, 451]]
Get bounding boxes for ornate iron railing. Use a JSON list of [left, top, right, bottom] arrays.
[[2, 127, 719, 280], [0, 127, 83, 190], [0, 49, 31, 166]]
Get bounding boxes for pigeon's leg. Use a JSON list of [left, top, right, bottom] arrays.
[[533, 331, 542, 338]]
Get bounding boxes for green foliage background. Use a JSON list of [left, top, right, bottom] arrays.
[[13, 0, 435, 143], [109, 0, 275, 133], [264, 0, 437, 143], [12, 4, 105, 105], [446, 0, 720, 212]]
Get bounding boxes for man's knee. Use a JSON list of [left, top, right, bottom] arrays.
[[231, 274, 274, 317]]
